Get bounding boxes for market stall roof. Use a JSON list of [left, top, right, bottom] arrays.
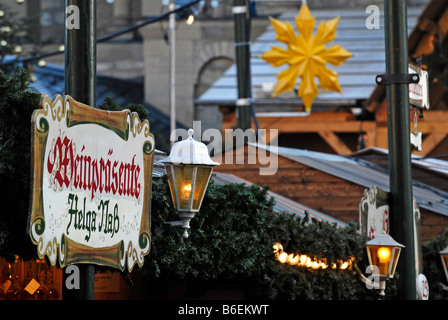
[[351, 147, 448, 177], [196, 7, 423, 108], [212, 172, 348, 228], [252, 143, 448, 217]]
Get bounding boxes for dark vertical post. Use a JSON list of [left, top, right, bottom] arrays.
[[63, 0, 96, 300], [384, 0, 416, 299], [65, 0, 97, 108], [169, 0, 176, 147], [233, 0, 252, 131]]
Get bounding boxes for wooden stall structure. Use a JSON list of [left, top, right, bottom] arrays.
[[213, 144, 448, 243]]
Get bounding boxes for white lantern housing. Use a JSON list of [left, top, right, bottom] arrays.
[[162, 129, 219, 238], [366, 233, 404, 296]]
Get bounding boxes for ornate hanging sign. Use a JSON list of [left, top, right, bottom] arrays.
[[359, 185, 390, 239], [29, 95, 155, 272], [409, 64, 429, 152], [409, 64, 429, 110]]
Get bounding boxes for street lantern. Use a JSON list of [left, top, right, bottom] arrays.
[[440, 246, 448, 283], [162, 129, 219, 238], [366, 233, 405, 295]]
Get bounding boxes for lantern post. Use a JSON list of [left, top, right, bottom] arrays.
[[383, 0, 416, 299], [63, 0, 97, 300], [233, 0, 252, 131]]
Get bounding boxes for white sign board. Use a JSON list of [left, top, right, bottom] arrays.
[[29, 95, 155, 272], [359, 186, 390, 239], [409, 64, 430, 110]]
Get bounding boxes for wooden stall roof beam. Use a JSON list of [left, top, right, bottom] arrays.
[[317, 131, 352, 155]]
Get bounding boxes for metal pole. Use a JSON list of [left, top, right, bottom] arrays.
[[233, 0, 252, 131], [384, 0, 416, 299], [64, 0, 96, 300], [169, 0, 176, 146]]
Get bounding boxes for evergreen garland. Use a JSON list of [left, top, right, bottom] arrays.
[[422, 229, 448, 300], [142, 177, 390, 300], [0, 68, 40, 260]]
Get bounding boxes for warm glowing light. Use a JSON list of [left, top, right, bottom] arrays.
[[273, 242, 354, 270], [186, 15, 195, 25], [288, 254, 299, 265], [181, 183, 192, 201], [377, 247, 391, 263], [279, 252, 288, 264]]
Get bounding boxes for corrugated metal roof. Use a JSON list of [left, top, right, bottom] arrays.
[[252, 143, 448, 217], [196, 7, 423, 107], [212, 172, 348, 228], [351, 147, 448, 177]]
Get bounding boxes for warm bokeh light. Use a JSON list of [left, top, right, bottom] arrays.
[[186, 15, 195, 25], [273, 243, 354, 270]]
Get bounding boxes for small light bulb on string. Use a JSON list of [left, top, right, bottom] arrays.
[[14, 45, 22, 53], [1, 40, 8, 47], [0, 10, 5, 18], [38, 59, 46, 67], [16, 0, 25, 4]]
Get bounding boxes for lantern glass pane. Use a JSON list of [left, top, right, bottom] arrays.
[[165, 164, 178, 210], [389, 247, 402, 277], [367, 245, 392, 278], [192, 166, 212, 210], [441, 254, 448, 281], [166, 165, 195, 210], [176, 165, 195, 210]]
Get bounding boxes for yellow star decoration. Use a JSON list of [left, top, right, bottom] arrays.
[[261, 5, 352, 111]]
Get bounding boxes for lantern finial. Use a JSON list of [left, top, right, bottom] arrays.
[[188, 128, 194, 139]]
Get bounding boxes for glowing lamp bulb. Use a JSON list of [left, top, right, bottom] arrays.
[[378, 247, 391, 263], [181, 183, 192, 201], [377, 247, 391, 275]]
